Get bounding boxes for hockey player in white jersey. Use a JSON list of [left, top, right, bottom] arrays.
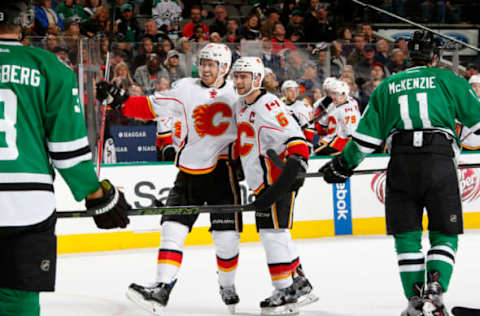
[[314, 79, 361, 156], [232, 57, 318, 315], [281, 80, 315, 146], [456, 74, 480, 150], [97, 43, 243, 315]]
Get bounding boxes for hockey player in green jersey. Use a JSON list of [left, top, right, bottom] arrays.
[[320, 31, 480, 316], [0, 1, 130, 315]]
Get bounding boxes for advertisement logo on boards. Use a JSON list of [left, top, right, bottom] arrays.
[[332, 179, 353, 235], [370, 165, 480, 204]]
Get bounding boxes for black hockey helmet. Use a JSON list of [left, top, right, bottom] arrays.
[[408, 30, 439, 63], [0, 0, 34, 28]]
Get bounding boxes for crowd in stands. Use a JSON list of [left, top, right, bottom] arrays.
[[23, 0, 480, 160]]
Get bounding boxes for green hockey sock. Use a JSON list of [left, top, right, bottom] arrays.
[[0, 288, 40, 316], [426, 231, 458, 292], [394, 230, 425, 299]]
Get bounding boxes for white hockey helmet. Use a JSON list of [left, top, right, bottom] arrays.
[[198, 43, 232, 83], [322, 77, 337, 92], [232, 56, 265, 97], [469, 74, 480, 84], [331, 80, 350, 97], [281, 80, 299, 92]]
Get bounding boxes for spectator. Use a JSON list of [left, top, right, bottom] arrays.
[[394, 37, 408, 56], [342, 74, 368, 113], [271, 22, 296, 55], [464, 63, 479, 80], [361, 23, 376, 43], [129, 83, 144, 96], [330, 40, 347, 78], [112, 61, 134, 90], [297, 60, 320, 99], [158, 37, 174, 63], [163, 49, 186, 82], [386, 48, 407, 74], [208, 5, 228, 37], [133, 37, 156, 72], [469, 75, 480, 97], [261, 37, 285, 80], [80, 5, 111, 38], [134, 53, 169, 94], [143, 18, 170, 43], [281, 0, 296, 26], [210, 32, 222, 43], [154, 77, 171, 93], [285, 49, 304, 80], [374, 38, 391, 65], [176, 36, 192, 75], [347, 33, 366, 65], [152, 0, 182, 35], [52, 45, 72, 67], [189, 24, 209, 43], [286, 9, 305, 42], [60, 17, 82, 64], [362, 62, 385, 97], [260, 8, 281, 39], [117, 3, 140, 44], [181, 5, 209, 39], [223, 18, 239, 43], [43, 33, 63, 52], [83, 0, 101, 18], [337, 26, 353, 57], [304, 3, 335, 43], [56, 0, 88, 21], [237, 13, 261, 41], [354, 43, 377, 82], [312, 43, 327, 83], [35, 0, 64, 36], [263, 67, 280, 96]]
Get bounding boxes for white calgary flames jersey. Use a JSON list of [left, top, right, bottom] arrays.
[[285, 100, 314, 128], [318, 97, 360, 146], [148, 78, 238, 174], [235, 91, 308, 194]]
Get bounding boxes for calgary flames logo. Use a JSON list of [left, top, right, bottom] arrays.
[[192, 103, 232, 137], [174, 121, 182, 139], [371, 164, 480, 204]]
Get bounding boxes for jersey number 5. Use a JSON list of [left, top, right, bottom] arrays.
[[0, 89, 19, 160]]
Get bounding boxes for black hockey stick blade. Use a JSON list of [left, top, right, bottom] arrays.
[[452, 306, 480, 316], [57, 203, 255, 218], [266, 149, 480, 178]]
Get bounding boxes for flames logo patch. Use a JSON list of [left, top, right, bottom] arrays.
[[192, 102, 232, 137], [371, 165, 480, 204], [174, 121, 182, 139]]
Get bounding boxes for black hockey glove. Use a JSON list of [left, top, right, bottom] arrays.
[[253, 155, 307, 210], [86, 179, 131, 229], [96, 81, 129, 110], [319, 155, 353, 184]]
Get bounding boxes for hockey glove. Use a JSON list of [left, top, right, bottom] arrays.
[[86, 179, 131, 229], [319, 155, 353, 184], [96, 81, 129, 110], [253, 155, 307, 210]]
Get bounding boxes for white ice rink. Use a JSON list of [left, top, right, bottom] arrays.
[[41, 231, 480, 316]]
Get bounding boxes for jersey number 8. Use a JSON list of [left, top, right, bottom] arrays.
[[0, 89, 19, 160]]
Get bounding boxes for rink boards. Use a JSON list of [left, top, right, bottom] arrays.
[[55, 153, 480, 253]]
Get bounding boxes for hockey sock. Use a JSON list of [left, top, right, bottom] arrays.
[[427, 231, 458, 292], [394, 230, 425, 299], [212, 230, 240, 288], [259, 229, 295, 289], [156, 221, 189, 284], [0, 288, 40, 316], [286, 237, 301, 278]]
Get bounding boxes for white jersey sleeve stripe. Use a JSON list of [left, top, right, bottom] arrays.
[[52, 152, 92, 169], [0, 173, 53, 184], [47, 136, 89, 153], [352, 131, 383, 146]]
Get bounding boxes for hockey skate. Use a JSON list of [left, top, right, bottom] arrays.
[[423, 281, 449, 316], [291, 276, 319, 307], [126, 280, 177, 315], [219, 285, 240, 314], [401, 296, 425, 316], [260, 285, 299, 315]]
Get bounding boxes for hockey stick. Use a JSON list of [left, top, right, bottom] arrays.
[[95, 1, 116, 177], [57, 203, 256, 218], [451, 306, 480, 316], [266, 149, 480, 178], [301, 96, 332, 129], [351, 0, 480, 53]]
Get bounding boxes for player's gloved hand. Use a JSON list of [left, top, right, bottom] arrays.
[[319, 155, 353, 184], [96, 81, 129, 110], [86, 179, 131, 229]]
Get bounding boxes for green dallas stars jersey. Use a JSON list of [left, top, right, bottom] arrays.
[[343, 66, 480, 168], [0, 40, 99, 226]]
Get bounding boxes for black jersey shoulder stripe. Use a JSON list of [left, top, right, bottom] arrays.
[[0, 183, 54, 192], [49, 145, 91, 160]]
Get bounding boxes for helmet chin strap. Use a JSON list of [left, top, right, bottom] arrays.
[[236, 73, 261, 98], [202, 62, 227, 88]]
